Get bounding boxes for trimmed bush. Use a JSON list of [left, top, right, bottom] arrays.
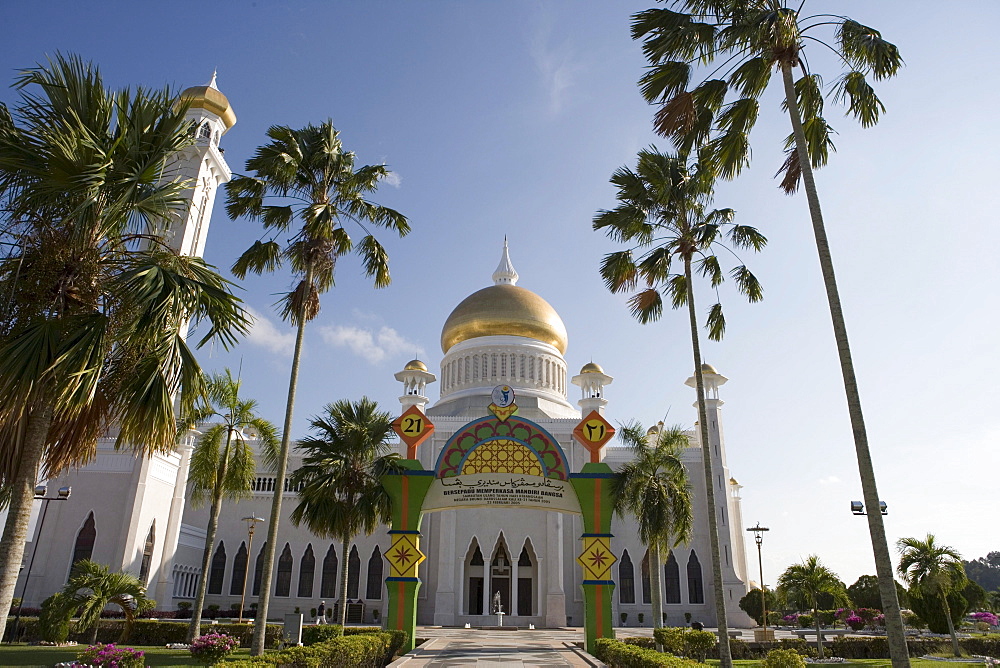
[[797, 614, 813, 628], [39, 594, 73, 643], [594, 638, 702, 668], [301, 623, 344, 645], [652, 627, 716, 661], [761, 648, 806, 668], [223, 631, 399, 667]]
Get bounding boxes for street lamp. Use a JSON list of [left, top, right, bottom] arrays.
[[746, 523, 771, 641], [238, 516, 265, 623], [850, 501, 887, 516], [8, 485, 71, 644]]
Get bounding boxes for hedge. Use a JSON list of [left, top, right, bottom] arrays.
[[652, 628, 716, 662], [4, 618, 283, 648], [224, 631, 400, 667], [594, 638, 702, 668]]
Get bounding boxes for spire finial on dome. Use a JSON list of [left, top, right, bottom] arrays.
[[492, 238, 518, 286], [208, 69, 219, 90]]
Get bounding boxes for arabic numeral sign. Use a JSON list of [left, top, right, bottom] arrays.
[[402, 416, 423, 435], [583, 419, 606, 442]]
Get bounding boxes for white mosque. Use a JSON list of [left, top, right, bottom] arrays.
[[11, 78, 754, 629]]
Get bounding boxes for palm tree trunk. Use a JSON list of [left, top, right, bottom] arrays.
[[941, 592, 960, 657], [188, 434, 232, 641], [683, 258, 732, 668], [813, 603, 824, 659], [339, 535, 350, 627], [650, 544, 664, 647], [0, 403, 54, 639], [779, 61, 910, 668], [89, 620, 100, 645], [251, 267, 313, 655]]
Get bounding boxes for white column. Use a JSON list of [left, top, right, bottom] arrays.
[[432, 510, 457, 625], [544, 512, 566, 627], [155, 437, 195, 607]]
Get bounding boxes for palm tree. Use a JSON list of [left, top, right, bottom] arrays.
[[777, 556, 848, 658], [183, 369, 278, 641], [612, 421, 692, 642], [0, 55, 248, 635], [60, 559, 154, 645], [897, 534, 967, 657], [595, 147, 764, 667], [289, 398, 400, 627], [630, 5, 907, 664], [225, 122, 408, 654]]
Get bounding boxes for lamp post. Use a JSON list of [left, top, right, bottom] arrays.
[[746, 523, 770, 641], [8, 485, 71, 644], [238, 516, 264, 624]]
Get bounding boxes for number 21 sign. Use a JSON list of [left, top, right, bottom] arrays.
[[392, 405, 435, 459], [572, 410, 615, 463]]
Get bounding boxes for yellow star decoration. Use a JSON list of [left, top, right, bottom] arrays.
[[386, 534, 426, 578], [577, 536, 617, 580]]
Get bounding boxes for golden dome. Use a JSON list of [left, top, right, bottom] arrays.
[[701, 362, 718, 374], [580, 362, 604, 374], [404, 359, 428, 371], [179, 81, 236, 129], [441, 284, 568, 354]]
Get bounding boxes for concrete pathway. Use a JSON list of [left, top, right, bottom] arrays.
[[388, 628, 603, 667]]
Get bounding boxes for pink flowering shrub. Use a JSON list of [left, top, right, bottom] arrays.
[[75, 643, 145, 668], [971, 611, 999, 627], [189, 632, 240, 665], [845, 614, 865, 631]]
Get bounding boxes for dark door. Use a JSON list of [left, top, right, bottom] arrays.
[[491, 578, 511, 615], [469, 577, 484, 614], [517, 577, 532, 616]]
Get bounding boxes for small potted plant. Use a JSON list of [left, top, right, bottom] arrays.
[[638, 612, 645, 626], [372, 609, 381, 624], [620, 612, 628, 626]]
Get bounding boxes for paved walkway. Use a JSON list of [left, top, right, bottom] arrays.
[[388, 628, 603, 667]]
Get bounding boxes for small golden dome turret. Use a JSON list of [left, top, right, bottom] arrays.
[[701, 362, 718, 374], [404, 359, 428, 371], [179, 72, 236, 129], [580, 362, 604, 374]]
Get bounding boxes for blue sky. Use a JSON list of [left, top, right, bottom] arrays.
[[4, 1, 999, 589]]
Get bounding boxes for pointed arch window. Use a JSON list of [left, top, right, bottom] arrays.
[[252, 542, 268, 596], [138, 523, 155, 584], [208, 542, 226, 595], [298, 545, 315, 598], [347, 545, 361, 599], [687, 551, 704, 604], [71, 512, 97, 573], [320, 545, 338, 599], [230, 542, 248, 595], [199, 122, 212, 140], [618, 550, 635, 604], [664, 551, 681, 604], [366, 547, 383, 600], [640, 549, 651, 604], [275, 543, 293, 597], [471, 545, 484, 566]]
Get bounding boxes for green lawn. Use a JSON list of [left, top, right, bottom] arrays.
[[0, 644, 259, 667], [709, 661, 991, 668]]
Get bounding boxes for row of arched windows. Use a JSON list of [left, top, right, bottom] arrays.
[[205, 541, 384, 600], [618, 549, 704, 605]]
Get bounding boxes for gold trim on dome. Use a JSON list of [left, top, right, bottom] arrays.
[[179, 85, 237, 128], [701, 362, 718, 374], [580, 362, 604, 374], [441, 285, 568, 354], [403, 359, 428, 371]]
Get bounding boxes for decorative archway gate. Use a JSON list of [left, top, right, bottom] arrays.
[[381, 390, 617, 654]]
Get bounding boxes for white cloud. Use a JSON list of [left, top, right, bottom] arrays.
[[245, 307, 295, 356], [818, 475, 841, 487], [319, 325, 423, 365], [528, 15, 579, 116], [382, 171, 402, 188]]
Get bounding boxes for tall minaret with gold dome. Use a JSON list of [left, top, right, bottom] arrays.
[[165, 72, 236, 258]]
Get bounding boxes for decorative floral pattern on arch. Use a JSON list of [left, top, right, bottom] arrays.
[[435, 416, 568, 480]]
